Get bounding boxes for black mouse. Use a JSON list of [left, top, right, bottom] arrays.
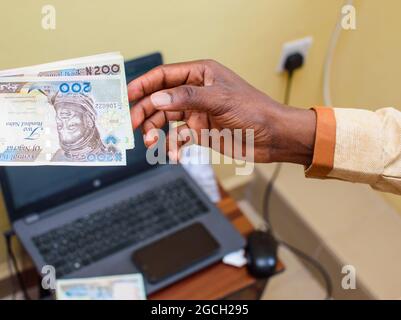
[[246, 230, 278, 278]]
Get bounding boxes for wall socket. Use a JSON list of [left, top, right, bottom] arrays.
[[276, 36, 313, 73]]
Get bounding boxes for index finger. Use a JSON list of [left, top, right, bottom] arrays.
[[127, 60, 206, 102]]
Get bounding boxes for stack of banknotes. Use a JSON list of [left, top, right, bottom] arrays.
[[0, 52, 133, 166]]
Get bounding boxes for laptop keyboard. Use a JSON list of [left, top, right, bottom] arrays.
[[32, 178, 209, 278]]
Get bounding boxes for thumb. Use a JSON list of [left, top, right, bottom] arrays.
[[150, 85, 212, 112]]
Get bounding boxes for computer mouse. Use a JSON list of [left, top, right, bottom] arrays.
[[246, 230, 278, 278]]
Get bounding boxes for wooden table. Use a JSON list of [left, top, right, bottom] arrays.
[[150, 188, 285, 300]]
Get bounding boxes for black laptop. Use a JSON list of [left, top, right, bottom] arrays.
[[0, 53, 245, 294]]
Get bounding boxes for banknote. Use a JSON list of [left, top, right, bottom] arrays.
[[0, 52, 122, 77], [56, 273, 146, 300], [0, 76, 131, 165], [0, 53, 134, 150]]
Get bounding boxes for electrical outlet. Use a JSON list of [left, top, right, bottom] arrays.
[[277, 36, 313, 73]]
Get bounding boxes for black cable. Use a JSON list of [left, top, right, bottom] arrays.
[[262, 69, 333, 300], [5, 237, 17, 300], [3, 230, 31, 300], [283, 69, 294, 107], [262, 69, 292, 225], [262, 163, 282, 225], [279, 240, 333, 299]]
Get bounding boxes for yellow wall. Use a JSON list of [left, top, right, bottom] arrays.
[[0, 0, 400, 279]]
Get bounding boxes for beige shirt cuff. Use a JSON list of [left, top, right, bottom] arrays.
[[306, 106, 401, 195], [327, 108, 384, 185], [306, 107, 385, 186]]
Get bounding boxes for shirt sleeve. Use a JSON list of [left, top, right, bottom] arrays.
[[305, 106, 401, 195]]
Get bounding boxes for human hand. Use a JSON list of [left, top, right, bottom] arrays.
[[128, 60, 316, 165]]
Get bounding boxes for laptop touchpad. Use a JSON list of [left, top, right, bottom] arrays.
[[132, 223, 220, 284]]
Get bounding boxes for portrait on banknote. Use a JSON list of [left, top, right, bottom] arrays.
[[51, 93, 118, 162]]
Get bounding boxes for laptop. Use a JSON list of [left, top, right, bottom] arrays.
[[0, 53, 245, 295]]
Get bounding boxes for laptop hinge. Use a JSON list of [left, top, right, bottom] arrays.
[[24, 213, 40, 224]]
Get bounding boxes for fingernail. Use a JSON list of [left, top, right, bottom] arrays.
[[144, 132, 152, 142], [145, 131, 158, 143], [151, 92, 172, 107]]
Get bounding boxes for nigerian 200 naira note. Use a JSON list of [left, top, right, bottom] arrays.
[[0, 75, 131, 165], [0, 52, 134, 151]]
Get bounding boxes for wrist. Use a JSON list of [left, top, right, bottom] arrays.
[[269, 105, 316, 166]]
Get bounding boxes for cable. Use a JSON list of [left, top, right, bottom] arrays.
[[262, 67, 333, 300], [323, 0, 354, 106], [283, 69, 294, 108], [3, 230, 31, 300], [262, 163, 282, 227], [262, 68, 292, 227], [279, 240, 333, 299], [5, 236, 17, 300]]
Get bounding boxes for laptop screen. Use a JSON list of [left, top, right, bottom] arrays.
[[0, 53, 163, 222]]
